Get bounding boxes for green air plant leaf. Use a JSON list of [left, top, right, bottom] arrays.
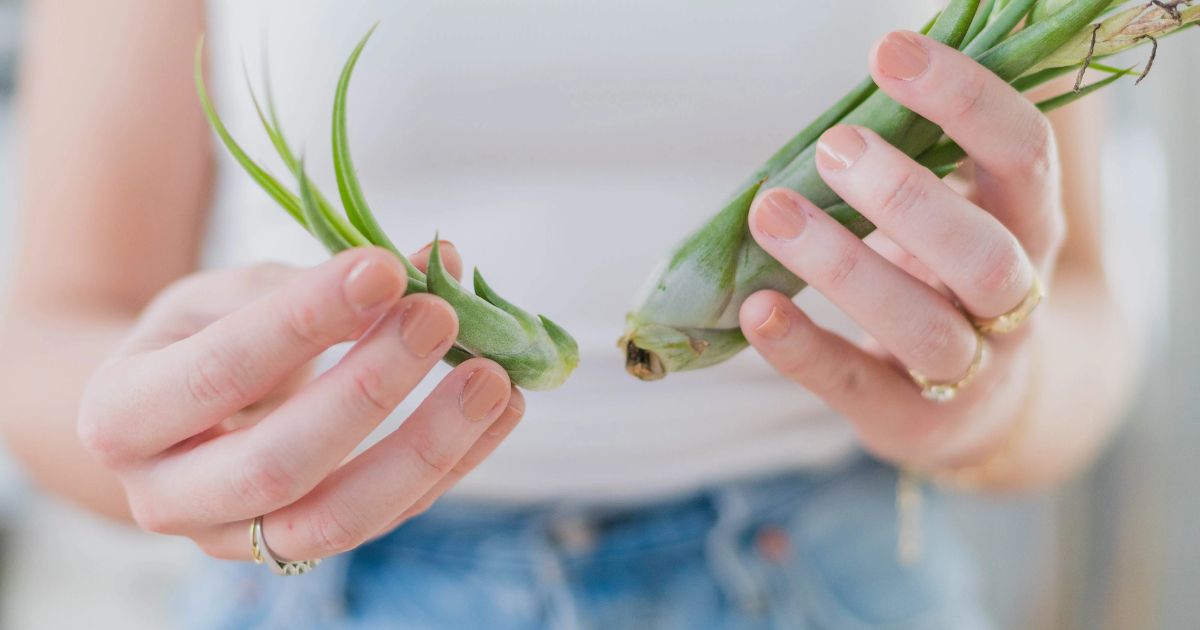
[[297, 159, 353, 253], [330, 26, 411, 269], [195, 38, 307, 229], [243, 65, 368, 248], [196, 29, 578, 391]]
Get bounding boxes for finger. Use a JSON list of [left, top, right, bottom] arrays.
[[739, 291, 953, 462], [864, 232, 952, 300], [123, 263, 301, 354], [196, 359, 512, 560], [382, 388, 525, 533], [868, 31, 1062, 252], [815, 125, 1035, 319], [408, 240, 462, 280], [141, 294, 459, 525], [749, 188, 979, 382], [79, 248, 407, 466]]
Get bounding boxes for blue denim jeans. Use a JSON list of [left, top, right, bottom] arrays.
[[183, 455, 990, 629]]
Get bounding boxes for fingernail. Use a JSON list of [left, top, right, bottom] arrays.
[[400, 301, 456, 358], [816, 126, 868, 171], [755, 306, 791, 339], [461, 369, 509, 422], [877, 31, 929, 81], [487, 401, 524, 436], [417, 240, 453, 254], [754, 192, 808, 241], [344, 260, 403, 310]]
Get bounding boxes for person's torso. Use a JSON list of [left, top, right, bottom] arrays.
[[203, 0, 931, 503]]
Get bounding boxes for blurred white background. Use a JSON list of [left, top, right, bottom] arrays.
[[0, 1, 1196, 629]]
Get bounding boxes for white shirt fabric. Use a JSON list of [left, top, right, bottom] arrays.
[[203, 1, 934, 503]]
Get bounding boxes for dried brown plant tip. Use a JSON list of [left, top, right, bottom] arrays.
[[1135, 34, 1159, 84], [1076, 24, 1105, 91], [1151, 0, 1186, 22]]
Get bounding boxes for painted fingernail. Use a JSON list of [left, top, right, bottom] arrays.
[[417, 240, 454, 254], [344, 260, 403, 310], [877, 31, 930, 81], [755, 306, 792, 339], [754, 192, 807, 241], [400, 300, 456, 358], [816, 126, 868, 171], [461, 369, 509, 422], [487, 401, 525, 436]]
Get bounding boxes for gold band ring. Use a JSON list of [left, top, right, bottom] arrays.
[[971, 272, 1046, 335], [908, 328, 987, 403]]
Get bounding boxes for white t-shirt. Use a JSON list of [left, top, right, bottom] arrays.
[[204, 1, 934, 503]]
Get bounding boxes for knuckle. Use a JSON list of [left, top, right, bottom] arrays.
[[807, 356, 863, 399], [908, 316, 958, 364], [1006, 116, 1057, 178], [233, 454, 302, 508], [406, 432, 457, 477], [306, 501, 370, 555], [819, 240, 864, 291], [974, 242, 1025, 297], [775, 333, 862, 398], [185, 348, 254, 410], [128, 492, 180, 535], [282, 300, 330, 348], [876, 171, 927, 222], [75, 415, 124, 467], [947, 71, 989, 120], [76, 372, 132, 466], [346, 363, 397, 415]]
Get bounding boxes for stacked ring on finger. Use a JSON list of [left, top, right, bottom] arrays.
[[907, 328, 986, 403], [250, 516, 321, 573], [910, 270, 1043, 402], [740, 30, 1063, 414], [251, 516, 321, 576], [969, 272, 1046, 335]]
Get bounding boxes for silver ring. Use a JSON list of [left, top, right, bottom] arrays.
[[250, 516, 321, 576]]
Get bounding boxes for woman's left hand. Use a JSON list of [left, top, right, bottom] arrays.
[[741, 31, 1065, 469]]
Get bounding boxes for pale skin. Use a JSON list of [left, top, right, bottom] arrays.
[[0, 1, 1137, 562], [740, 31, 1138, 487]]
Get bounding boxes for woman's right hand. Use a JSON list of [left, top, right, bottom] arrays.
[[77, 245, 524, 561]]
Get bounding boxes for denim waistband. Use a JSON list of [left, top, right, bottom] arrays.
[[181, 453, 991, 630], [363, 453, 876, 568]]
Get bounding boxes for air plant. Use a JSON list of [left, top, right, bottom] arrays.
[[621, 0, 1198, 381], [195, 29, 579, 391]]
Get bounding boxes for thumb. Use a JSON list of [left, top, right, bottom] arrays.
[[408, 240, 463, 281]]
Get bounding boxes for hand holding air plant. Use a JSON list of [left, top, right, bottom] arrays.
[[77, 245, 529, 561], [614, 0, 1183, 504], [196, 29, 579, 391], [622, 0, 1197, 381]]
